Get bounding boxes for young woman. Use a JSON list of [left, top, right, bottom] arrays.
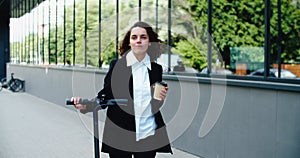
[[72, 21, 172, 158]]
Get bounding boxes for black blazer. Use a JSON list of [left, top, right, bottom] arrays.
[[82, 57, 172, 154]]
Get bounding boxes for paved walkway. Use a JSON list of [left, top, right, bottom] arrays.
[[0, 89, 200, 158]]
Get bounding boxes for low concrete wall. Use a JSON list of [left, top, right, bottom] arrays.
[[7, 64, 300, 158]]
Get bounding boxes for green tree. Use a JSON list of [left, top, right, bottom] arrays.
[[46, 0, 117, 67], [172, 36, 208, 70], [275, 0, 300, 63], [181, 0, 300, 69]]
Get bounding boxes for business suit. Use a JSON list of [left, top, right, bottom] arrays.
[[81, 56, 172, 155]]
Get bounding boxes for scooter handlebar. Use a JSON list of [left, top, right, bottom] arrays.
[[65, 99, 93, 105], [65, 98, 128, 106]]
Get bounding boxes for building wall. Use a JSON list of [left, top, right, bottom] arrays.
[[7, 64, 300, 158], [0, 3, 10, 79]]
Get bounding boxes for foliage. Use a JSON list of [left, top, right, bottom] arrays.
[[275, 0, 300, 63], [183, 0, 300, 68], [10, 0, 300, 71], [172, 36, 207, 70]]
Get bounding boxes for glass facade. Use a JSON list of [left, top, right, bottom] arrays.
[[9, 0, 300, 81]]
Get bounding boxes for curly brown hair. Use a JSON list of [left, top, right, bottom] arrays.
[[119, 21, 162, 62]]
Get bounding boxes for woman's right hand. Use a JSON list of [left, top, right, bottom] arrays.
[[71, 97, 87, 110]]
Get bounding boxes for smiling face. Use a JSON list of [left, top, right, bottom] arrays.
[[129, 27, 150, 61]]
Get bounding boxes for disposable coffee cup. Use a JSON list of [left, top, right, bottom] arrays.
[[153, 81, 168, 100]]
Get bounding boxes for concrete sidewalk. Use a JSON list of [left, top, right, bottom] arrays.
[[0, 89, 200, 158]]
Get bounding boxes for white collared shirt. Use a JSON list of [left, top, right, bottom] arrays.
[[126, 51, 157, 141]]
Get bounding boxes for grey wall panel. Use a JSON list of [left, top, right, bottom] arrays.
[[223, 87, 252, 158], [276, 91, 300, 158], [247, 89, 277, 158]]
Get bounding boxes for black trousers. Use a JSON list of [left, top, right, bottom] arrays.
[[109, 151, 156, 158]]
